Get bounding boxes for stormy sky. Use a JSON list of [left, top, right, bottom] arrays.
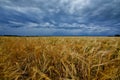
[[0, 0, 120, 36]]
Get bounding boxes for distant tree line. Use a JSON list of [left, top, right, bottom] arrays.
[[0, 34, 120, 37], [114, 34, 120, 37]]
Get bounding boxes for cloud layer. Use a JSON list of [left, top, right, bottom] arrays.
[[0, 0, 120, 36]]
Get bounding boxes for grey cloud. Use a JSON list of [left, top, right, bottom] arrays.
[[0, 0, 120, 36]]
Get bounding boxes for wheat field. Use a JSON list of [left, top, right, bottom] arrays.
[[0, 37, 120, 80]]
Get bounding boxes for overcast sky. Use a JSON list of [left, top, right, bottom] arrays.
[[0, 0, 120, 36]]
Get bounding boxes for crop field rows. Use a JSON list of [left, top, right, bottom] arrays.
[[0, 37, 120, 80]]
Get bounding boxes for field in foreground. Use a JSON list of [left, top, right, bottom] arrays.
[[0, 37, 120, 80]]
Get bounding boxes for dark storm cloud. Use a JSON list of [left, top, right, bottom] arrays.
[[0, 0, 120, 36]]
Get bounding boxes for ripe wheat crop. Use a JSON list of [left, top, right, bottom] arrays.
[[0, 37, 120, 80]]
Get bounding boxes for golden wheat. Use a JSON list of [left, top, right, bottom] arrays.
[[0, 37, 120, 80]]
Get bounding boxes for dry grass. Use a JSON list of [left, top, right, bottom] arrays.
[[0, 37, 120, 80]]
